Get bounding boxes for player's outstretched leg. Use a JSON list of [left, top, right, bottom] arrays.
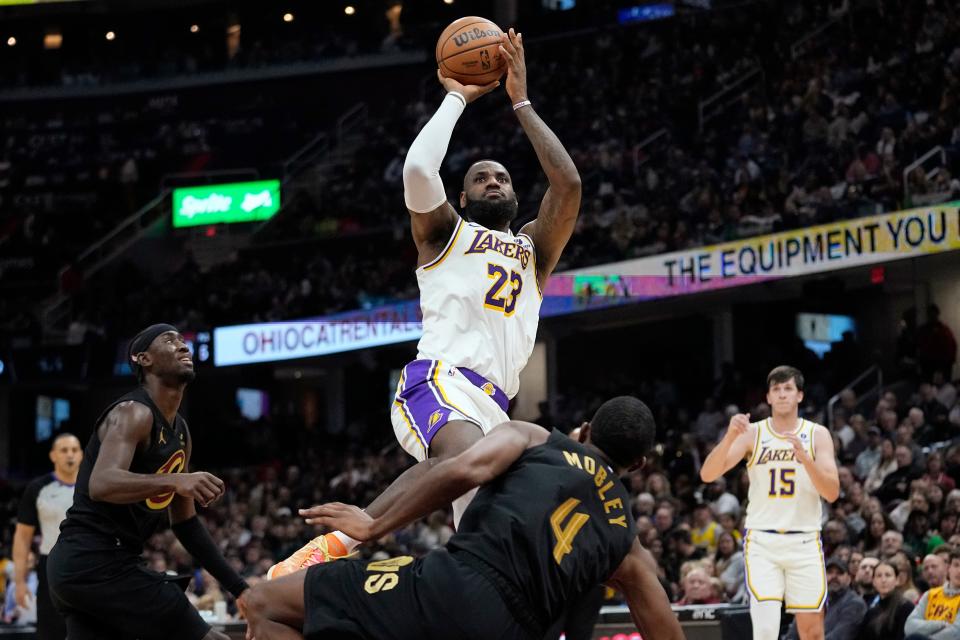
[[245, 571, 306, 639], [268, 420, 482, 578]]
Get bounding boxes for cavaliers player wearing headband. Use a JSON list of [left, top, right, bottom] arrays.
[[701, 366, 840, 640], [47, 324, 249, 639], [270, 28, 582, 576]]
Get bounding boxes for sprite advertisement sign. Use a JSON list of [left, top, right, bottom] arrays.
[[172, 180, 281, 228]]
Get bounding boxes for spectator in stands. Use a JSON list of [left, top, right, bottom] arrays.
[[676, 567, 722, 606], [921, 553, 948, 590], [877, 446, 924, 504], [824, 519, 851, 559], [704, 477, 740, 518], [713, 531, 745, 603], [905, 551, 960, 638], [654, 503, 676, 535], [858, 561, 914, 640], [664, 529, 704, 585], [857, 426, 885, 480], [785, 557, 866, 640], [864, 438, 898, 493], [690, 503, 721, 554], [889, 550, 922, 603], [856, 556, 881, 601], [882, 530, 907, 559]]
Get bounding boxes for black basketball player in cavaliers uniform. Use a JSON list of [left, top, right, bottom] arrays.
[[242, 396, 685, 640], [47, 324, 249, 639]]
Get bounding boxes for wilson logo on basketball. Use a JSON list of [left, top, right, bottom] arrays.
[[145, 449, 186, 510], [452, 27, 501, 47]]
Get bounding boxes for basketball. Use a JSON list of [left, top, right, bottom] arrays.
[[436, 16, 506, 86]]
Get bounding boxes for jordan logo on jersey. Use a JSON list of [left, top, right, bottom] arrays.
[[465, 230, 531, 268]]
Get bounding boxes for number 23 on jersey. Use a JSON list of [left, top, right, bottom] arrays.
[[484, 263, 523, 316]]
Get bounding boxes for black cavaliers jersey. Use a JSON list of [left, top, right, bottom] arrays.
[[447, 429, 637, 633], [59, 387, 189, 551]]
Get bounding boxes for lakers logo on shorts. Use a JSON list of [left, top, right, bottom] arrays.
[[145, 449, 186, 510], [429, 410, 445, 428], [481, 382, 496, 396]]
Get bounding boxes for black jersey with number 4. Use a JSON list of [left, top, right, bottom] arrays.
[[447, 429, 637, 633], [59, 387, 190, 551]]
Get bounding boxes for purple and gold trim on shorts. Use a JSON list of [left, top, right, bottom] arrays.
[[393, 359, 508, 448]]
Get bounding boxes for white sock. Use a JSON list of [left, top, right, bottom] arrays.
[[330, 530, 361, 552], [749, 599, 782, 640]]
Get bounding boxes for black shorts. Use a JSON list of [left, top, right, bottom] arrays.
[[37, 555, 67, 640], [46, 535, 210, 640], [303, 550, 531, 640]]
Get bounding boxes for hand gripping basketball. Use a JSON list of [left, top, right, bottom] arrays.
[[498, 28, 528, 104], [436, 70, 500, 104]]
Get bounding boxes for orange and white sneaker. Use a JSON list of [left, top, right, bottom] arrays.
[[266, 533, 353, 580]]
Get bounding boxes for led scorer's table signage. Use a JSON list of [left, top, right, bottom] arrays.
[[172, 180, 281, 228]]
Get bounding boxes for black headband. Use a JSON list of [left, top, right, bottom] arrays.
[[128, 323, 179, 375]]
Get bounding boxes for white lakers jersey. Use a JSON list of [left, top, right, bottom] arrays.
[[416, 217, 542, 398], [745, 418, 823, 532]]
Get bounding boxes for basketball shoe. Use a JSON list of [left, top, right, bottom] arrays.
[[266, 533, 354, 579]]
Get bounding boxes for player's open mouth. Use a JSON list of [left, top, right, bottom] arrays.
[[179, 357, 193, 365], [484, 191, 504, 199]]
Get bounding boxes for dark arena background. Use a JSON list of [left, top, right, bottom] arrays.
[[1, 0, 959, 638]]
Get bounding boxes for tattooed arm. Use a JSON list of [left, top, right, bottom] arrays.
[[500, 28, 581, 289]]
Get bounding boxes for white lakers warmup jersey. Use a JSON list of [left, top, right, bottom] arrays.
[[745, 418, 823, 532], [416, 217, 542, 399]]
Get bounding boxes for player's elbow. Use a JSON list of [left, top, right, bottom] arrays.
[[402, 155, 433, 186], [824, 485, 840, 503], [88, 473, 109, 502], [699, 466, 718, 484], [553, 172, 581, 196], [464, 465, 497, 488]]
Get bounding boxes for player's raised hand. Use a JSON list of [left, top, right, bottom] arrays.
[[173, 471, 225, 507], [436, 70, 500, 104], [499, 28, 528, 104], [725, 413, 751, 440], [300, 503, 374, 541]]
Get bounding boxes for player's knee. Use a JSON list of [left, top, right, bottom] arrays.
[[749, 602, 781, 639], [794, 613, 824, 640], [244, 582, 272, 619]]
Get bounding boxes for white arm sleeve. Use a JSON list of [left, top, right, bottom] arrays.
[[403, 92, 465, 214]]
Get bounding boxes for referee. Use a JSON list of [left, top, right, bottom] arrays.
[[13, 432, 82, 639]]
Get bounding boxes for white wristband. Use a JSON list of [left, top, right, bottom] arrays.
[[512, 99, 532, 111]]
